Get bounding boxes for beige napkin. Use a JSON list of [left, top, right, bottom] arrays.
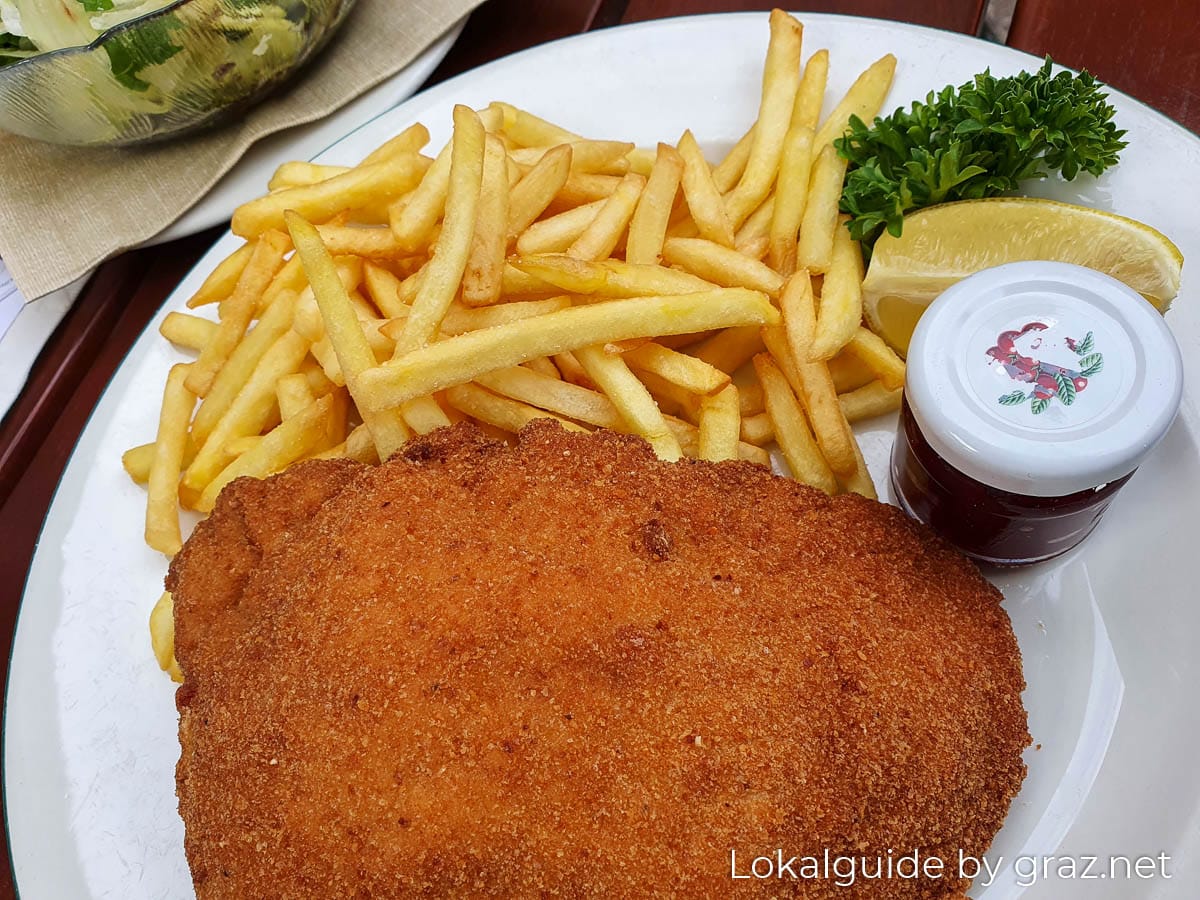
[[0, 0, 483, 301]]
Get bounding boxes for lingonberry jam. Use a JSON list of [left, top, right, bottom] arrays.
[[893, 261, 1182, 566], [892, 397, 1133, 565]]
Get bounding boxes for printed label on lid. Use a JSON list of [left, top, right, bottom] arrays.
[[962, 307, 1132, 434], [989, 322, 1104, 414]]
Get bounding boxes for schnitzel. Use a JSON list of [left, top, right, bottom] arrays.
[[169, 421, 1028, 898], [170, 422, 1028, 897]]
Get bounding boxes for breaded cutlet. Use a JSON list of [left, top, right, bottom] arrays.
[[169, 421, 1028, 898]]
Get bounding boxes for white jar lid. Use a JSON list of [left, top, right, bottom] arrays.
[[905, 261, 1183, 497]]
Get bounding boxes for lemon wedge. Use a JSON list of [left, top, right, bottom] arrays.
[[861, 197, 1184, 355]]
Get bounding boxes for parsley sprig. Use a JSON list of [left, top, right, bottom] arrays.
[[834, 59, 1127, 250]]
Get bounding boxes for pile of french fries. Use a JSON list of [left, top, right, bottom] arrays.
[[125, 8, 907, 571]]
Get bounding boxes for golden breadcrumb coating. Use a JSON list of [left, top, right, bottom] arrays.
[[169, 421, 1028, 898]]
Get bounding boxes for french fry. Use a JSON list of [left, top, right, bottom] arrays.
[[445, 383, 587, 434], [712, 126, 754, 194], [291, 295, 327, 344], [643, 332, 711, 351], [144, 363, 196, 556], [662, 237, 783, 297], [462, 134, 510, 306], [626, 143, 684, 266], [839, 380, 903, 422], [837, 435, 878, 499], [394, 105, 486, 355], [189, 293, 296, 446], [794, 360, 858, 475], [575, 344, 682, 460], [813, 53, 897, 149], [149, 591, 182, 683], [828, 349, 877, 393], [793, 49, 829, 131], [635, 368, 698, 420], [677, 130, 735, 247], [795, 144, 848, 273], [159, 312, 218, 352], [315, 224, 410, 260], [524, 357, 561, 379], [357, 317, 396, 358], [510, 255, 713, 297], [396, 264, 425, 306], [779, 269, 817, 364], [223, 435, 262, 456], [476, 365, 762, 463], [312, 422, 380, 464], [697, 384, 740, 462], [186, 231, 291, 397], [292, 257, 363, 339], [185, 242, 253, 309], [401, 395, 453, 435], [451, 297, 576, 336], [477, 104, 505, 134], [558, 172, 624, 206], [566, 172, 645, 261], [754, 353, 837, 493], [740, 411, 774, 445], [184, 329, 310, 493], [665, 216, 700, 240], [362, 262, 407, 318], [515, 199, 604, 256], [359, 122, 431, 166], [267, 161, 351, 191], [626, 147, 657, 176], [686, 324, 765, 374], [738, 381, 765, 415], [845, 326, 905, 390], [623, 342, 731, 395], [768, 125, 814, 274], [510, 140, 632, 174], [669, 417, 770, 464], [492, 102, 582, 147], [122, 442, 155, 484], [553, 350, 591, 386], [301, 358, 336, 396], [477, 366, 624, 430], [506, 144, 573, 243], [724, 9, 804, 228], [382, 297, 572, 341], [760, 322, 805, 398], [734, 195, 775, 260], [357, 290, 779, 411], [233, 154, 429, 238], [810, 218, 865, 360], [287, 212, 412, 460], [276, 372, 317, 419], [260, 254, 307, 314], [198, 394, 335, 512], [389, 138, 452, 251]]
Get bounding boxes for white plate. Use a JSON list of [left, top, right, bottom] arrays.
[[7, 13, 1200, 899], [144, 21, 464, 246]]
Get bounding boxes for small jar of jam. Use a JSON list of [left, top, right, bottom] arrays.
[[891, 260, 1183, 566]]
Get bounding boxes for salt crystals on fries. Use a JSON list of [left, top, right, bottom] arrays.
[[126, 7, 906, 584]]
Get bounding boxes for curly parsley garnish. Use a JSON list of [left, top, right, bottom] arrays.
[[834, 59, 1127, 250]]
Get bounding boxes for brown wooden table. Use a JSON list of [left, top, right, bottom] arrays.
[[5, 0, 1152, 894]]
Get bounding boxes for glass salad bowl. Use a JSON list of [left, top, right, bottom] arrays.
[[0, 0, 357, 146]]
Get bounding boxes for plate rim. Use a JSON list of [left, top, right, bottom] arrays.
[[6, 10, 1198, 897]]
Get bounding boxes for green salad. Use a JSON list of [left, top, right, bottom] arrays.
[[0, 1, 179, 65], [0, 0, 315, 143]]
